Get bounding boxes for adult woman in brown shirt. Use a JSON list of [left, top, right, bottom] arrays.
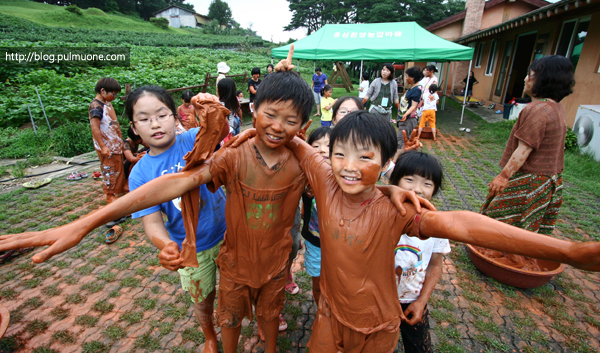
[[480, 56, 576, 268]]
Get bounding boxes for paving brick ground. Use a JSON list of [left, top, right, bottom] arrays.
[[0, 103, 599, 353]]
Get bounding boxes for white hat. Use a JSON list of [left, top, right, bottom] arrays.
[[217, 62, 230, 74]]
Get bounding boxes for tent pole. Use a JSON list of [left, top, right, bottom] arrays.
[[271, 58, 274, 65], [460, 60, 473, 124], [441, 62, 450, 111], [298, 60, 300, 72], [360, 60, 363, 81]]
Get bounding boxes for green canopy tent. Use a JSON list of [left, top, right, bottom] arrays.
[[272, 22, 475, 123]]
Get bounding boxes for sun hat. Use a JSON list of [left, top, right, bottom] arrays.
[[217, 62, 230, 74]]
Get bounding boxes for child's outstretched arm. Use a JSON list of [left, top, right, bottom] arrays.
[[0, 164, 213, 263], [420, 211, 600, 272]]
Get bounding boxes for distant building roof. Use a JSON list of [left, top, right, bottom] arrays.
[[455, 0, 593, 43], [153, 4, 196, 16], [425, 0, 550, 32], [195, 13, 210, 21]]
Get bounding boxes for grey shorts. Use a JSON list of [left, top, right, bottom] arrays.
[[397, 117, 418, 150], [313, 91, 321, 105]]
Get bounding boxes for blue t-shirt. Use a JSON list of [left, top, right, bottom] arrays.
[[129, 128, 226, 252], [312, 73, 328, 93]]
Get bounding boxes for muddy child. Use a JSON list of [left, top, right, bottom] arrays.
[[126, 86, 227, 353], [0, 69, 426, 353], [89, 77, 127, 204], [177, 89, 199, 130], [280, 111, 600, 352]]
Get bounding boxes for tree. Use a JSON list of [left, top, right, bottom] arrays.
[[208, 0, 234, 27], [284, 0, 465, 33]]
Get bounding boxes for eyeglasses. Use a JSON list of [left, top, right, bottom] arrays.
[[133, 113, 173, 126], [337, 109, 359, 115]]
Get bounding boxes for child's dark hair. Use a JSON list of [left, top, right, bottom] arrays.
[[390, 151, 443, 197], [330, 111, 397, 165], [181, 89, 194, 103], [361, 73, 369, 81], [267, 64, 274, 70], [527, 55, 575, 102], [236, 90, 242, 96], [380, 63, 395, 79], [254, 71, 314, 125], [332, 96, 364, 123], [125, 85, 177, 122], [127, 126, 141, 141], [218, 78, 241, 117], [95, 77, 121, 94], [425, 64, 438, 73], [315, 67, 322, 72], [429, 84, 438, 94], [320, 84, 332, 97], [251, 67, 261, 75], [405, 65, 424, 82], [307, 127, 331, 145]]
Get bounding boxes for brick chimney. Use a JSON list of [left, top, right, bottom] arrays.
[[462, 0, 485, 36]]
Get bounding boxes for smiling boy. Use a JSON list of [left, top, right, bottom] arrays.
[[282, 111, 600, 352]]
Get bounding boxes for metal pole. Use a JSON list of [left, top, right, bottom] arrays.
[[27, 104, 37, 135], [360, 60, 363, 81], [297, 59, 300, 72], [460, 59, 473, 125], [35, 86, 51, 131], [441, 62, 450, 110]]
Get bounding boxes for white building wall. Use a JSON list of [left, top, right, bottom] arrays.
[[155, 7, 197, 28]]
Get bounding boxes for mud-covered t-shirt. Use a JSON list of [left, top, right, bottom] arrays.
[[300, 150, 428, 334], [89, 99, 124, 154], [177, 104, 199, 130], [208, 138, 307, 287], [499, 100, 566, 175]]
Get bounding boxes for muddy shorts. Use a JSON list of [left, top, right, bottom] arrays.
[[177, 240, 222, 303], [399, 303, 432, 353], [308, 296, 400, 353], [217, 269, 288, 328], [418, 110, 436, 129], [97, 152, 128, 195]]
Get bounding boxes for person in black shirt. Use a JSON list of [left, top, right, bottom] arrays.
[[462, 71, 479, 102]]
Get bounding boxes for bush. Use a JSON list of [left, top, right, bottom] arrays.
[[51, 122, 95, 157], [85, 8, 107, 16], [65, 5, 83, 16], [0, 127, 52, 158], [150, 17, 169, 30], [564, 127, 579, 151]]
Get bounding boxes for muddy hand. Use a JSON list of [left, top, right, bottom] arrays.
[[275, 44, 295, 72], [402, 129, 422, 152], [224, 128, 257, 148], [296, 119, 312, 141], [487, 173, 508, 198], [403, 301, 425, 326], [0, 224, 86, 263], [159, 241, 184, 271], [389, 187, 436, 215]]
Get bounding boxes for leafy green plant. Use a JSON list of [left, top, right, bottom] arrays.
[[564, 127, 578, 151], [65, 4, 83, 15], [150, 17, 169, 30]]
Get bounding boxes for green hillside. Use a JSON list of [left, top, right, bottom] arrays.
[[0, 0, 190, 33]]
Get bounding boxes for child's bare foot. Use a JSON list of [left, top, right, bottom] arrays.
[[257, 320, 265, 341], [433, 136, 437, 141]]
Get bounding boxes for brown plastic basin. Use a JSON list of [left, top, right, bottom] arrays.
[[466, 244, 564, 289], [0, 303, 9, 339], [419, 127, 437, 139]]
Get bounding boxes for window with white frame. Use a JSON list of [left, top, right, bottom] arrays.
[[475, 43, 485, 68], [485, 40, 498, 76]]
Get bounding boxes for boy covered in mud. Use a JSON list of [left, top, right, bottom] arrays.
[[275, 110, 600, 352], [89, 77, 127, 203]]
